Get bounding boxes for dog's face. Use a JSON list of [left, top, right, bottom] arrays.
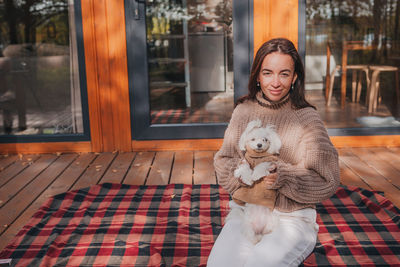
[[244, 129, 271, 153], [239, 120, 281, 154]]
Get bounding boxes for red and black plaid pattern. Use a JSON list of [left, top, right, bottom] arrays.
[[1, 184, 399, 266], [303, 186, 400, 266], [0, 184, 230, 267]]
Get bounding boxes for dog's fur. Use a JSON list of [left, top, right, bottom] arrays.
[[231, 119, 281, 244]]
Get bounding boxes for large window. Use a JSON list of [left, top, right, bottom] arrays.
[[0, 0, 85, 137], [146, 0, 234, 125], [305, 0, 400, 133]]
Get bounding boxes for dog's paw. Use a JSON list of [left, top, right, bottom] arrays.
[[252, 162, 272, 181], [234, 163, 253, 180], [240, 175, 254, 186]]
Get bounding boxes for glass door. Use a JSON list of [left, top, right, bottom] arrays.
[[125, 0, 251, 140]]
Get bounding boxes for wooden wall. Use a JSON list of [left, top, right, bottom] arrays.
[[0, 0, 399, 154], [253, 0, 299, 51]]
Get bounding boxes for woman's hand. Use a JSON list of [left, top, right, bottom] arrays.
[[263, 172, 278, 187]]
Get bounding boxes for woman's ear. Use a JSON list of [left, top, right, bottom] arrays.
[[292, 73, 298, 85]]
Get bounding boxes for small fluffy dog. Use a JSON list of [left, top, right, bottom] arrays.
[[232, 119, 281, 244]]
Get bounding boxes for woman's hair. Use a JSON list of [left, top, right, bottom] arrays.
[[236, 38, 315, 110]]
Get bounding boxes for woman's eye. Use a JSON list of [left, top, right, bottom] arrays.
[[281, 73, 289, 77]]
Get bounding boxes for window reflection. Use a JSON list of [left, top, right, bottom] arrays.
[[146, 0, 234, 124], [306, 0, 400, 129], [0, 0, 83, 135]]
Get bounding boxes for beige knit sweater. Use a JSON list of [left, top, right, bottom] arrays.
[[214, 91, 340, 212]]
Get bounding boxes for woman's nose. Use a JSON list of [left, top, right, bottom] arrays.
[[271, 75, 280, 87]]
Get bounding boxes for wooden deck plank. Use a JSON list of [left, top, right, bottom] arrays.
[[338, 148, 400, 207], [0, 155, 39, 188], [193, 151, 217, 184], [2, 147, 400, 252], [145, 152, 174, 185], [0, 153, 92, 251], [339, 159, 372, 189], [71, 152, 117, 191], [169, 151, 193, 184], [43, 153, 97, 195], [0, 153, 77, 236], [351, 147, 400, 189], [99, 152, 136, 184], [0, 155, 18, 171], [124, 152, 155, 185], [371, 147, 400, 173], [0, 154, 57, 208]]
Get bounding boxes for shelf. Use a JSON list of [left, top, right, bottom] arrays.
[[148, 58, 187, 64], [150, 81, 187, 88], [148, 34, 185, 40]]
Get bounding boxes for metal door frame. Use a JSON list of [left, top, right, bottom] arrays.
[[125, 0, 253, 140]]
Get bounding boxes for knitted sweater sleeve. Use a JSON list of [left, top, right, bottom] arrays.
[[271, 109, 340, 205], [214, 106, 244, 195]]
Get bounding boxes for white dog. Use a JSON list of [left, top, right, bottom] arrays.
[[231, 119, 281, 244]]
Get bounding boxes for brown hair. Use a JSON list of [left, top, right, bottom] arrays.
[[236, 38, 315, 110]]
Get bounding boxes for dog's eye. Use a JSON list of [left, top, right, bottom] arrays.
[[251, 138, 255, 141], [263, 138, 267, 142]]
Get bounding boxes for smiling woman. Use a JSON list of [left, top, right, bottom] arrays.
[[257, 52, 296, 102]]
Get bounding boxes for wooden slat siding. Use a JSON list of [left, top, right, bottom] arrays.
[[81, 0, 103, 152], [0, 154, 57, 208], [193, 151, 217, 184], [338, 148, 400, 207], [169, 151, 194, 184], [93, 0, 115, 152], [145, 152, 174, 185], [0, 154, 77, 236], [351, 147, 400, 189], [0, 155, 40, 188], [71, 152, 117, 191], [339, 159, 372, 190], [124, 152, 155, 185], [105, 0, 131, 152], [0, 153, 96, 249], [0, 155, 18, 171], [99, 152, 136, 184], [253, 0, 298, 53]]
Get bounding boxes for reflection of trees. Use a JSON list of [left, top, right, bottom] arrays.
[[307, 0, 400, 60], [1, 0, 68, 45]]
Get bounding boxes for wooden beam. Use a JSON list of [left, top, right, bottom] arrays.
[[132, 139, 223, 151], [0, 142, 92, 154], [253, 0, 298, 53], [331, 135, 400, 148]]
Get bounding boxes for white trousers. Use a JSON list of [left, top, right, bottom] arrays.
[[207, 201, 319, 267]]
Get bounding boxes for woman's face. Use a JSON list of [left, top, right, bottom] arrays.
[[257, 52, 297, 102]]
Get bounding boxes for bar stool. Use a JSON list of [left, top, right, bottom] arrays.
[[367, 65, 400, 113]]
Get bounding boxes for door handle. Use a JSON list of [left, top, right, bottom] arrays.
[[134, 0, 146, 20]]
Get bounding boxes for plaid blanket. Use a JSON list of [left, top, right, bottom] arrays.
[[0, 183, 399, 266]]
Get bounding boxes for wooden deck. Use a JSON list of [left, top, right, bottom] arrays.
[[1, 147, 400, 251]]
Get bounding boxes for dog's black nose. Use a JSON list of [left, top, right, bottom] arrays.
[[257, 143, 262, 148]]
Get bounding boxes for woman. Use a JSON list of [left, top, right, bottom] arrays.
[[207, 38, 340, 267]]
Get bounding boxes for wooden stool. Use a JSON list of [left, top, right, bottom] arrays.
[[326, 65, 370, 106], [368, 65, 400, 113]]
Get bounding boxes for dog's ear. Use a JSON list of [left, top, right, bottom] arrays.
[[264, 125, 282, 154], [239, 119, 262, 151]]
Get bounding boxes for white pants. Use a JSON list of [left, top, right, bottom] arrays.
[[207, 201, 319, 267]]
